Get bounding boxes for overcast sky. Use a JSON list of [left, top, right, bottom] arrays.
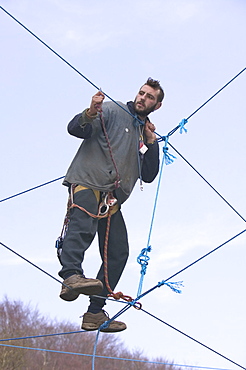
[[1, 1, 246, 369]]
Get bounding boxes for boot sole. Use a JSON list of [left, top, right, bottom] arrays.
[[82, 322, 127, 332], [60, 293, 79, 301], [60, 283, 103, 301], [73, 283, 103, 296]]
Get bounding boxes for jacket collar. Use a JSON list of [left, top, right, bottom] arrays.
[[127, 101, 136, 116]]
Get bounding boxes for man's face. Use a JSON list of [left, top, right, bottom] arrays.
[[134, 85, 162, 118]]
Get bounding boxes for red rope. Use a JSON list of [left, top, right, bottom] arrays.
[[86, 107, 142, 307], [103, 209, 142, 309], [70, 203, 108, 219], [98, 109, 121, 189]]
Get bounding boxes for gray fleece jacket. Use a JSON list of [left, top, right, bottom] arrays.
[[63, 101, 159, 204]]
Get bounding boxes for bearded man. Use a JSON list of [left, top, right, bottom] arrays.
[[58, 78, 164, 332]]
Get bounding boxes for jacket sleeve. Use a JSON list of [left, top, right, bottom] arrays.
[[67, 110, 95, 139], [141, 141, 159, 183]]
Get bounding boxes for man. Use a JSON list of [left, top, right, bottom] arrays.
[[58, 78, 164, 332]]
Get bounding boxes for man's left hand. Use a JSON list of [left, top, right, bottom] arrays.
[[144, 121, 157, 143]]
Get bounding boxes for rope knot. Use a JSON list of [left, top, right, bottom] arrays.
[[179, 118, 188, 134], [137, 246, 152, 276], [163, 137, 176, 165], [107, 292, 142, 309], [108, 291, 131, 302], [108, 292, 142, 310], [108, 291, 124, 300]]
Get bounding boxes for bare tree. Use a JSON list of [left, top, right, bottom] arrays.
[[0, 297, 183, 370]]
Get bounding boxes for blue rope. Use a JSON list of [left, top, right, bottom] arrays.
[[0, 176, 65, 203], [0, 241, 79, 294], [92, 330, 101, 370], [2, 226, 245, 370], [136, 246, 152, 296], [92, 303, 135, 369], [0, 343, 229, 369], [137, 135, 177, 296], [141, 307, 246, 370], [99, 304, 133, 330], [1, 7, 246, 368], [0, 6, 143, 127], [186, 67, 246, 121], [168, 142, 246, 223], [0, 331, 82, 342], [1, 6, 245, 148], [164, 228, 246, 282], [0, 6, 245, 212], [135, 227, 246, 305], [0, 242, 63, 285], [136, 142, 166, 296], [166, 67, 246, 138]]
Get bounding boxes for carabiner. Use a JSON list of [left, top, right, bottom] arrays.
[[98, 195, 109, 216]]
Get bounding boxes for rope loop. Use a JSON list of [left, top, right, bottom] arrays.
[[107, 292, 142, 310], [133, 301, 142, 310], [179, 118, 188, 134]]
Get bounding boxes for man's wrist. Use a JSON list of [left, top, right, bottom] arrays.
[[146, 139, 156, 144], [85, 108, 98, 119]]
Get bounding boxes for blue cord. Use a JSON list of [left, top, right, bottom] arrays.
[[137, 136, 177, 296]]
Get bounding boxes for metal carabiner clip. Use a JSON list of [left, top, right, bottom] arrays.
[[98, 194, 109, 216]]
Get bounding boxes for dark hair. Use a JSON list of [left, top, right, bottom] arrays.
[[144, 77, 164, 102]]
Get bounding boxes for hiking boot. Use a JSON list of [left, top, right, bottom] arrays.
[[60, 275, 103, 301], [81, 310, 127, 333]]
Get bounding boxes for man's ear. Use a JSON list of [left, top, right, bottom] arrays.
[[154, 102, 162, 111]]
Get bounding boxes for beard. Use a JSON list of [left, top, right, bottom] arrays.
[[133, 98, 158, 118]]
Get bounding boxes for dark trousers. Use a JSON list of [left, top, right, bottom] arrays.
[[59, 189, 129, 308]]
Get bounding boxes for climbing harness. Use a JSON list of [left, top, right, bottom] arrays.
[[56, 184, 141, 307], [55, 185, 117, 263], [70, 190, 117, 219]]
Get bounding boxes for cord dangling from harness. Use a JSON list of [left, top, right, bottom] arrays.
[[102, 207, 142, 309], [96, 105, 141, 308]]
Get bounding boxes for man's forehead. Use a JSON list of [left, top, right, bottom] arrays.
[[139, 85, 159, 97]]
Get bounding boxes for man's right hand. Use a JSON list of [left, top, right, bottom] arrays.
[[87, 91, 105, 117]]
